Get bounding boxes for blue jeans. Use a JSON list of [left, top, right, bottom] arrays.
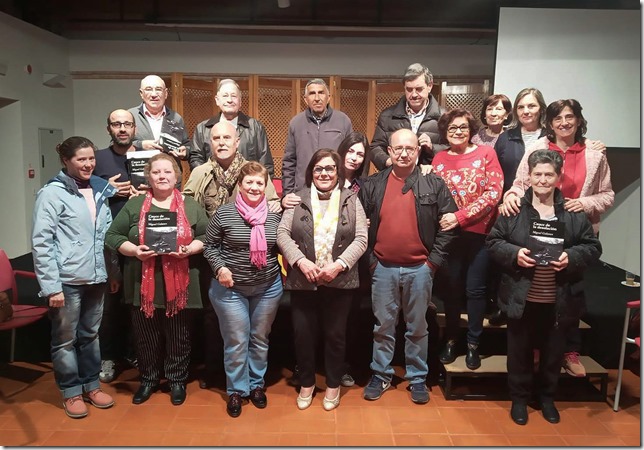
[[48, 283, 106, 399], [443, 232, 489, 344], [370, 261, 432, 384], [209, 275, 283, 396]]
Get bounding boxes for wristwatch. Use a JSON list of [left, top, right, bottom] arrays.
[[336, 259, 348, 272]]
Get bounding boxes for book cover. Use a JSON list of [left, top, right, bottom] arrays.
[[528, 219, 565, 266], [126, 150, 161, 188], [159, 119, 185, 153], [145, 211, 177, 254]]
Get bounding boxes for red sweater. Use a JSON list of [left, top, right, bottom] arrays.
[[548, 141, 586, 199], [432, 145, 504, 235]]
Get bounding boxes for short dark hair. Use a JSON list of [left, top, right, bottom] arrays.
[[480, 94, 512, 126], [337, 131, 370, 179], [106, 109, 135, 126], [528, 149, 563, 175], [56, 136, 97, 166], [437, 108, 479, 144], [509, 88, 547, 129], [545, 99, 588, 144], [304, 148, 345, 189], [237, 161, 269, 185]]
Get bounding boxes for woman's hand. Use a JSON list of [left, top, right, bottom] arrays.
[[217, 267, 234, 288], [550, 252, 569, 272], [318, 261, 343, 283], [169, 244, 193, 259], [517, 248, 536, 268], [500, 193, 521, 217], [296, 258, 322, 284], [439, 212, 459, 231], [48, 291, 65, 308], [281, 193, 302, 210], [419, 164, 434, 176], [109, 280, 120, 293], [564, 198, 584, 213], [134, 245, 157, 261]]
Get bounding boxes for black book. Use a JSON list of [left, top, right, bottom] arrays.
[[126, 150, 160, 189], [528, 219, 565, 266], [145, 211, 177, 254], [159, 119, 185, 153]]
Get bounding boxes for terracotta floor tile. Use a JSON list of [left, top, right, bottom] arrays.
[[450, 434, 511, 446], [562, 435, 629, 446], [280, 417, 336, 433], [336, 433, 395, 446], [278, 433, 309, 446], [220, 432, 282, 446], [563, 409, 613, 435], [101, 431, 171, 446], [160, 431, 195, 446], [0, 429, 54, 446], [393, 433, 453, 446], [592, 406, 641, 424], [306, 433, 337, 446], [437, 408, 477, 434], [361, 406, 395, 433], [506, 434, 565, 446], [388, 418, 448, 434], [619, 435, 642, 446], [602, 421, 641, 437], [188, 433, 225, 446], [387, 405, 441, 421]]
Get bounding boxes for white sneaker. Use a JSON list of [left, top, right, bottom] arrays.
[[99, 360, 116, 383]]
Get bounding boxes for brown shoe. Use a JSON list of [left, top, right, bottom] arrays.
[[84, 388, 115, 408], [63, 395, 88, 418]]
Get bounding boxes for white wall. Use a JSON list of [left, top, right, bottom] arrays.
[[600, 181, 640, 276], [0, 13, 74, 258]]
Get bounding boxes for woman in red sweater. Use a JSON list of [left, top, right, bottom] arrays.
[[433, 108, 504, 370]]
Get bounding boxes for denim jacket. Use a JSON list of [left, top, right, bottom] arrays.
[[32, 170, 117, 298]]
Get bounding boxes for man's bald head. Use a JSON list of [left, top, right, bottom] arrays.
[[210, 121, 240, 167], [139, 75, 168, 114]]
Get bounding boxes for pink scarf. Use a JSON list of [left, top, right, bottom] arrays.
[[137, 189, 192, 318], [235, 192, 268, 269]]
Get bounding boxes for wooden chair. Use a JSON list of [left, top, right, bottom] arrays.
[[0, 249, 48, 362], [613, 299, 640, 411]]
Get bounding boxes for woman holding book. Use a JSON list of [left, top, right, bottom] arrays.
[[486, 149, 601, 425], [105, 153, 209, 406], [203, 161, 283, 418]]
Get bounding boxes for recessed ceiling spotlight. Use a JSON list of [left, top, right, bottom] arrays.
[[278, 0, 290, 8]]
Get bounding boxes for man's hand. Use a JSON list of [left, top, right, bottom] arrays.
[[281, 193, 302, 209], [141, 140, 163, 151], [500, 193, 521, 216], [108, 174, 132, 198], [418, 132, 433, 151], [564, 198, 584, 213], [420, 164, 434, 176], [588, 140, 606, 153], [169, 145, 187, 160], [550, 252, 569, 272], [268, 201, 282, 214], [385, 157, 393, 167], [439, 212, 459, 231], [109, 280, 120, 294], [517, 248, 536, 268]]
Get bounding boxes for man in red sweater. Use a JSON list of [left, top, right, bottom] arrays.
[[359, 129, 458, 405]]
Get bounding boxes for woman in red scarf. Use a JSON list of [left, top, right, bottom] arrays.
[[203, 161, 284, 418], [106, 153, 209, 406]]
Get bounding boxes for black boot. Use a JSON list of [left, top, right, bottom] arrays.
[[488, 309, 507, 327], [439, 340, 458, 364], [465, 343, 481, 370]]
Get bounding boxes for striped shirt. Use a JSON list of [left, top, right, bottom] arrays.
[[526, 214, 557, 303], [203, 203, 281, 286]]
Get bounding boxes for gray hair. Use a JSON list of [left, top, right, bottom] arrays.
[[217, 79, 241, 95], [528, 149, 563, 175], [304, 78, 329, 95], [403, 63, 433, 86]]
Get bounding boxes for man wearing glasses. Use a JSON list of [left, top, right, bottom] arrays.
[[128, 75, 190, 182], [281, 78, 352, 208], [370, 63, 447, 171], [189, 79, 274, 176], [359, 129, 457, 405]]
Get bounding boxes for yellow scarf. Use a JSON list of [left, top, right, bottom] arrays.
[[310, 184, 341, 268]]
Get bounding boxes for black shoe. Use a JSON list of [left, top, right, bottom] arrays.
[[286, 366, 301, 387], [227, 393, 242, 418], [510, 402, 528, 425], [249, 387, 267, 409], [170, 384, 186, 406], [199, 372, 217, 390], [132, 384, 157, 405], [488, 310, 507, 327], [439, 340, 458, 364], [465, 344, 481, 370], [540, 402, 560, 423]]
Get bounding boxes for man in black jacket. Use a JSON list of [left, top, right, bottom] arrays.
[[189, 79, 274, 176], [359, 129, 457, 405], [370, 63, 447, 171]]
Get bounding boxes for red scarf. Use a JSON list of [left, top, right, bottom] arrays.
[[138, 190, 192, 318], [548, 141, 586, 199]]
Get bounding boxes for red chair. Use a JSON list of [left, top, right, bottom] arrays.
[[0, 249, 48, 362], [613, 299, 640, 411]]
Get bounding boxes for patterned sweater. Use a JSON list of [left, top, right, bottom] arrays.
[[432, 144, 504, 235]]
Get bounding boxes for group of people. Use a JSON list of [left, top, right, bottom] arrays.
[[31, 62, 613, 426]]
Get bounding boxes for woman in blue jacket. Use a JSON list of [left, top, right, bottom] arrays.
[[32, 136, 117, 419]]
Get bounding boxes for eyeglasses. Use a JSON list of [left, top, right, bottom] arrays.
[[390, 146, 418, 156], [313, 165, 337, 175], [109, 121, 135, 129], [447, 125, 470, 134], [142, 87, 166, 94]]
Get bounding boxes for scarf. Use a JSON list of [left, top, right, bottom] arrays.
[[311, 184, 341, 268], [210, 152, 247, 212], [235, 192, 268, 269], [138, 189, 192, 318]]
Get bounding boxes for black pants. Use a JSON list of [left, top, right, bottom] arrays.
[[130, 307, 193, 387], [291, 287, 352, 388], [507, 302, 568, 404], [99, 288, 134, 361]]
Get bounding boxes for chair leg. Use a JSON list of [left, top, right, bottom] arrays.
[[613, 308, 631, 412], [9, 328, 16, 363]]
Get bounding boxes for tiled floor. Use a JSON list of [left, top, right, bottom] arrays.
[[0, 362, 640, 447]]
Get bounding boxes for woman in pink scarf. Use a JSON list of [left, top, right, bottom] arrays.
[[203, 161, 284, 418]]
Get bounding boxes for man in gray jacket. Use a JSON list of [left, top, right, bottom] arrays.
[[281, 78, 352, 207], [189, 79, 274, 176]]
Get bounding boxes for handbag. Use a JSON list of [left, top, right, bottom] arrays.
[[0, 290, 13, 322]]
